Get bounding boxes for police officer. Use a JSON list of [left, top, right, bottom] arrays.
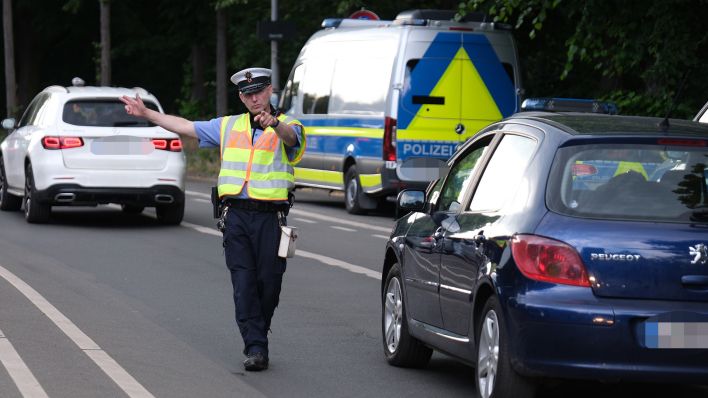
[[120, 68, 305, 371]]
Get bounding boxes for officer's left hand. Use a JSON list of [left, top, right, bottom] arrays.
[[254, 111, 278, 129]]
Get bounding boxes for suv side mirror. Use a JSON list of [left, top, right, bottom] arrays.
[[1, 118, 16, 130], [397, 189, 425, 213]]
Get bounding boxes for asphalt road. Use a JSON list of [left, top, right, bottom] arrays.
[[0, 178, 706, 397]]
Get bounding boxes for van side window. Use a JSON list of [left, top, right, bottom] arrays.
[[302, 60, 333, 114], [329, 57, 392, 115], [281, 64, 303, 114]]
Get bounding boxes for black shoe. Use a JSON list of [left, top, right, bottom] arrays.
[[243, 352, 269, 371]]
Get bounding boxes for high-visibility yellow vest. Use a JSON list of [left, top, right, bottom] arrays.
[[614, 161, 648, 179], [217, 113, 305, 200]]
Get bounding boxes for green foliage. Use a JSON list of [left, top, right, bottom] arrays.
[[4, 0, 708, 126], [458, 0, 708, 118]]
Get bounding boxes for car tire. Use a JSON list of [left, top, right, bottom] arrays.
[[382, 263, 433, 367], [156, 201, 184, 225], [24, 163, 51, 224], [0, 157, 22, 211], [345, 166, 366, 215], [475, 296, 535, 398], [121, 204, 145, 214]]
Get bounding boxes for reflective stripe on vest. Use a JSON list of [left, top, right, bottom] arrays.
[[217, 113, 304, 200]]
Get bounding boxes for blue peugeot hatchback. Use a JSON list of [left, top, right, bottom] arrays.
[[381, 110, 708, 397]]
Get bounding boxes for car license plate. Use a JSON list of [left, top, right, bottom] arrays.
[[91, 136, 153, 155], [641, 313, 708, 349]]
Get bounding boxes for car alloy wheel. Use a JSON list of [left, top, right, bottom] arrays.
[[475, 296, 534, 398], [477, 309, 500, 398], [381, 263, 432, 367], [384, 276, 403, 353]]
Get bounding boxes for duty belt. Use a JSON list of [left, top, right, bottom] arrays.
[[224, 199, 289, 213]]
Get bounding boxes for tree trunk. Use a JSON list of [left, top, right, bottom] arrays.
[[190, 44, 206, 102], [99, 0, 111, 86], [3, 0, 17, 118], [215, 7, 227, 115]]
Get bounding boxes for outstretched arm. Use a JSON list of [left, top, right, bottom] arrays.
[[120, 94, 197, 138]]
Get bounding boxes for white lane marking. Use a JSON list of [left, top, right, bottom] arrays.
[[179, 222, 381, 280], [295, 251, 382, 280], [0, 264, 155, 398], [182, 221, 221, 236], [192, 198, 211, 204], [288, 208, 391, 233], [181, 192, 383, 280], [293, 217, 316, 224], [372, 234, 390, 240], [0, 327, 49, 398], [185, 190, 392, 233], [331, 226, 356, 232]]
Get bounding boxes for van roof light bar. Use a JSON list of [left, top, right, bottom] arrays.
[[521, 98, 619, 115]]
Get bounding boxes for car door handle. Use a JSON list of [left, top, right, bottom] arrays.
[[681, 275, 708, 288]]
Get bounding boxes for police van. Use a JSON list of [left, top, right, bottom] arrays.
[[279, 9, 522, 213]]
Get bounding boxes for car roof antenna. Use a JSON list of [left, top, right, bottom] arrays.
[[658, 69, 690, 132]]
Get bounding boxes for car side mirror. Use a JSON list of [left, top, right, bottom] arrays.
[[397, 189, 425, 213], [2, 118, 16, 130]]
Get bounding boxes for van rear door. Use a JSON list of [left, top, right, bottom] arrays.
[[397, 31, 517, 166]]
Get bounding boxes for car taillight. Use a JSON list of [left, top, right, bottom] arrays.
[[152, 138, 182, 152], [383, 117, 397, 161], [42, 136, 84, 150], [511, 234, 591, 287]]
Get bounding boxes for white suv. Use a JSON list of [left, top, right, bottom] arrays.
[[0, 79, 186, 224]]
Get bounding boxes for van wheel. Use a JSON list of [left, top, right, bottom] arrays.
[[345, 166, 366, 215], [475, 296, 535, 398], [382, 263, 432, 367], [0, 157, 22, 211], [156, 202, 184, 225], [24, 163, 51, 224]]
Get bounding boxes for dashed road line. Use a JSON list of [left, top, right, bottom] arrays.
[[331, 226, 356, 232], [293, 217, 316, 224], [185, 190, 392, 233], [0, 327, 49, 398], [372, 234, 390, 240], [178, 221, 381, 280], [180, 192, 385, 281], [0, 264, 155, 398]]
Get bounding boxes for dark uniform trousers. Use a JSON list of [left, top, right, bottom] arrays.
[[223, 206, 286, 357]]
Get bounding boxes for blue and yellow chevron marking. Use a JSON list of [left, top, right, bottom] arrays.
[[398, 32, 516, 131]]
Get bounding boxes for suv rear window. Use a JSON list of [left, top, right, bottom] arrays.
[[548, 142, 708, 223], [63, 99, 158, 127]]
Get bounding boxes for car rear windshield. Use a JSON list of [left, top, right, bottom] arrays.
[[547, 141, 708, 223], [62, 99, 158, 127]]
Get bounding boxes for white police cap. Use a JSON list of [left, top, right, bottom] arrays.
[[230, 67, 272, 94]]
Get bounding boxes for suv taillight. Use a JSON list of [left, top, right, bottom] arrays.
[[42, 136, 84, 150], [152, 138, 182, 152], [511, 234, 591, 287], [383, 117, 397, 161]]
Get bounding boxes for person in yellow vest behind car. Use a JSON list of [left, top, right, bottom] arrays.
[[120, 68, 305, 372]]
